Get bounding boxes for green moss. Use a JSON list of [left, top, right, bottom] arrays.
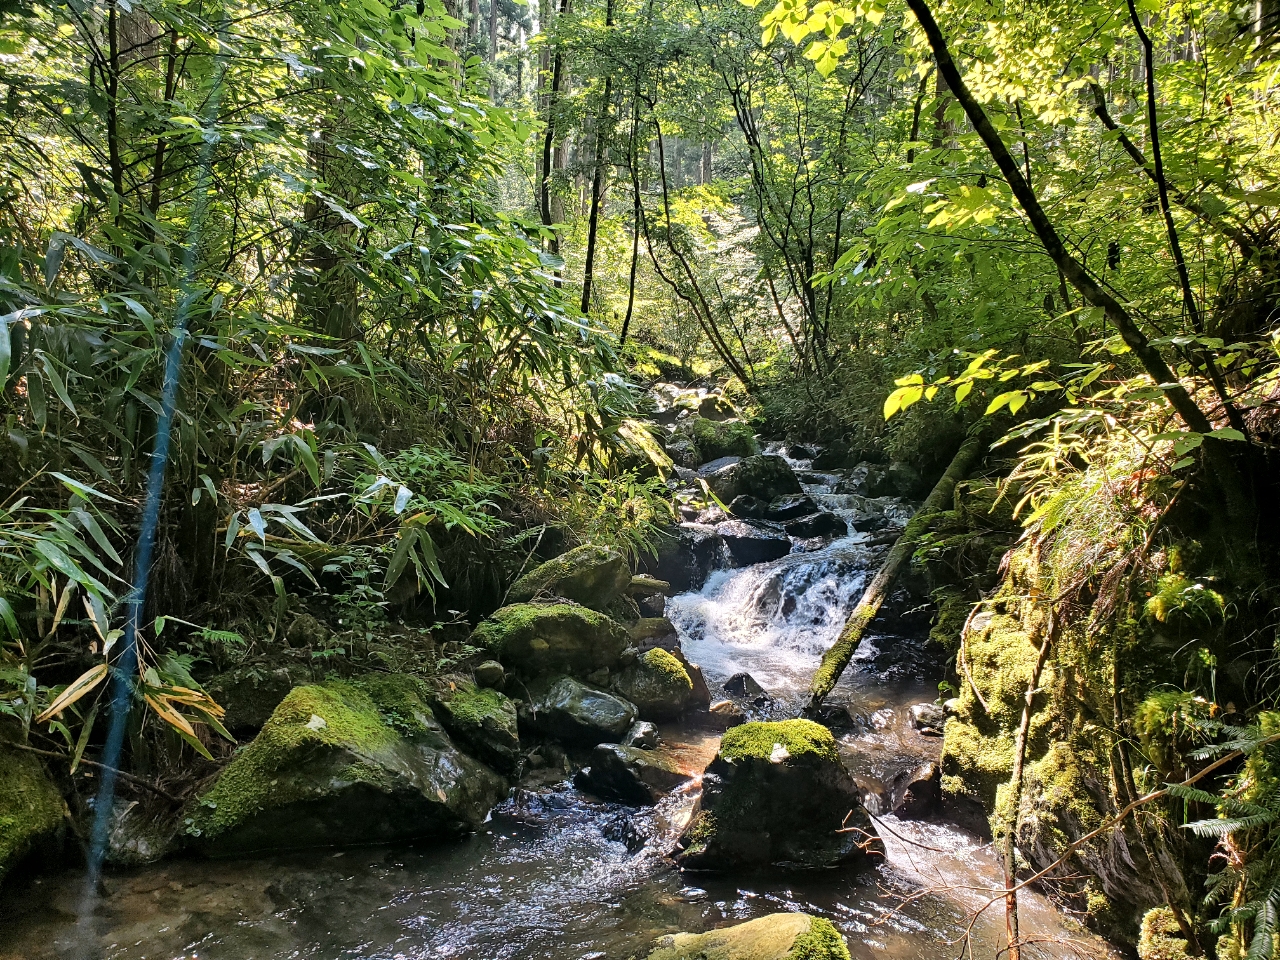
[[470, 602, 621, 657], [940, 718, 1014, 806], [720, 719, 839, 765], [684, 417, 758, 461], [789, 917, 852, 960], [929, 590, 972, 650], [0, 747, 66, 882], [1138, 907, 1192, 960], [506, 545, 629, 608], [1144, 573, 1224, 625], [186, 681, 414, 841]]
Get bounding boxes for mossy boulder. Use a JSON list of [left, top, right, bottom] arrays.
[[614, 648, 694, 721], [506, 544, 631, 610], [574, 743, 690, 805], [184, 675, 506, 856], [675, 417, 759, 463], [468, 602, 629, 679], [706, 455, 802, 504], [519, 675, 637, 744], [646, 913, 850, 960], [0, 746, 66, 885], [675, 720, 879, 871], [206, 662, 313, 736], [430, 681, 520, 772]]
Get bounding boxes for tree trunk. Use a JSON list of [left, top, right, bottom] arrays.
[[806, 428, 986, 708], [580, 0, 615, 316]]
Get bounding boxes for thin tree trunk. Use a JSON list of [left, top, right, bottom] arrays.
[[580, 0, 615, 315], [806, 428, 986, 708], [539, 0, 569, 262], [621, 84, 643, 345], [488, 0, 498, 99]]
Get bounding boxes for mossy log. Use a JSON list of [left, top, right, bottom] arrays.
[[806, 428, 986, 709]]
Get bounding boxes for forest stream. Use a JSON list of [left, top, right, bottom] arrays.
[[0, 453, 1116, 960]]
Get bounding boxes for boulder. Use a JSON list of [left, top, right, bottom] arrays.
[[727, 495, 769, 520], [574, 744, 690, 805], [184, 676, 506, 856], [646, 913, 851, 960], [206, 662, 313, 736], [675, 417, 759, 463], [629, 575, 671, 596], [623, 721, 660, 749], [506, 544, 631, 610], [724, 672, 765, 698], [766, 494, 818, 521], [862, 463, 895, 498], [697, 394, 739, 421], [286, 613, 329, 648], [717, 521, 792, 566], [431, 681, 520, 771], [641, 524, 725, 593], [909, 702, 946, 735], [519, 676, 637, 744], [784, 513, 847, 539], [893, 761, 941, 820], [675, 719, 880, 871], [105, 800, 174, 866], [699, 455, 743, 475], [473, 660, 505, 689], [707, 699, 747, 729], [629, 617, 678, 646], [887, 461, 926, 498], [614, 648, 694, 721], [468, 603, 628, 679], [0, 747, 66, 885], [787, 444, 819, 461], [672, 648, 713, 709], [706, 455, 802, 504], [665, 438, 701, 469], [638, 594, 666, 618]]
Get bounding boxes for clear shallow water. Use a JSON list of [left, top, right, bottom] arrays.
[[0, 460, 1117, 960]]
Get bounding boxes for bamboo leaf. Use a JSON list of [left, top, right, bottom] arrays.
[[37, 663, 109, 722]]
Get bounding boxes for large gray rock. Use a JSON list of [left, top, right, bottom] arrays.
[[717, 520, 792, 565], [468, 602, 628, 679], [519, 676, 637, 744], [184, 675, 506, 856], [675, 719, 880, 871], [767, 493, 818, 521], [574, 744, 690, 805], [784, 512, 847, 539], [706, 455, 803, 504], [506, 544, 631, 610], [641, 524, 725, 593]]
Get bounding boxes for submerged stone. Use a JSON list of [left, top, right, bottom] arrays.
[[0, 747, 66, 885], [184, 675, 506, 856], [675, 719, 880, 871], [506, 544, 631, 610], [468, 602, 628, 679], [519, 676, 638, 744], [614, 648, 694, 721], [646, 912, 851, 960]]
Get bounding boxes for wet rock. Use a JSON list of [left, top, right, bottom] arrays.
[[430, 681, 521, 771], [675, 719, 881, 871], [646, 912, 851, 960], [850, 514, 888, 533], [506, 544, 631, 610], [697, 504, 730, 525], [716, 520, 791, 566], [699, 455, 743, 475], [674, 417, 758, 463], [803, 702, 860, 733], [105, 800, 174, 867], [614, 648, 694, 721], [672, 649, 713, 709], [893, 762, 941, 820], [887, 461, 926, 498], [286, 613, 329, 648], [519, 676, 637, 744], [665, 438, 701, 469], [706, 455, 803, 504], [629, 617, 678, 646], [723, 672, 765, 698], [602, 809, 652, 852], [623, 721, 660, 749], [727, 494, 769, 519], [909, 702, 946, 735], [862, 463, 895, 498], [473, 660, 505, 689], [575, 744, 690, 805], [468, 602, 628, 679], [788, 444, 819, 461], [206, 662, 314, 736], [638, 594, 666, 618], [640, 524, 724, 593], [698, 394, 739, 421], [766, 493, 818, 521], [784, 512, 847, 539], [185, 675, 506, 856], [628, 575, 671, 596], [0, 746, 67, 884], [707, 699, 747, 728]]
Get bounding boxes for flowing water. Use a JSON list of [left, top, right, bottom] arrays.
[[0, 451, 1118, 960]]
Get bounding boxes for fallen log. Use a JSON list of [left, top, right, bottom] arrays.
[[805, 428, 987, 710]]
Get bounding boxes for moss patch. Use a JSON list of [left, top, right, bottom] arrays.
[[506, 544, 630, 609], [615, 648, 693, 721], [0, 747, 66, 883], [790, 917, 852, 960], [646, 912, 846, 960], [681, 417, 759, 462], [720, 719, 839, 765], [1138, 907, 1193, 960], [468, 602, 628, 677]]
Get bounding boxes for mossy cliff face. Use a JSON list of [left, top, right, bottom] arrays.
[[0, 747, 66, 885], [506, 544, 631, 610], [613, 648, 693, 721], [646, 912, 851, 960], [467, 602, 628, 679], [676, 720, 879, 871], [184, 675, 506, 856]]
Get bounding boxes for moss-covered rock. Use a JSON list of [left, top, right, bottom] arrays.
[[646, 913, 850, 960], [614, 648, 694, 721], [206, 662, 314, 736], [468, 602, 629, 679], [675, 719, 879, 871], [184, 675, 506, 856], [1138, 907, 1193, 960], [706, 455, 802, 504], [507, 544, 631, 610], [675, 417, 759, 463], [0, 746, 66, 886], [431, 681, 520, 771], [519, 675, 638, 744]]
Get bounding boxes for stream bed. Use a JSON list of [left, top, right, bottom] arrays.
[[0, 454, 1118, 960]]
